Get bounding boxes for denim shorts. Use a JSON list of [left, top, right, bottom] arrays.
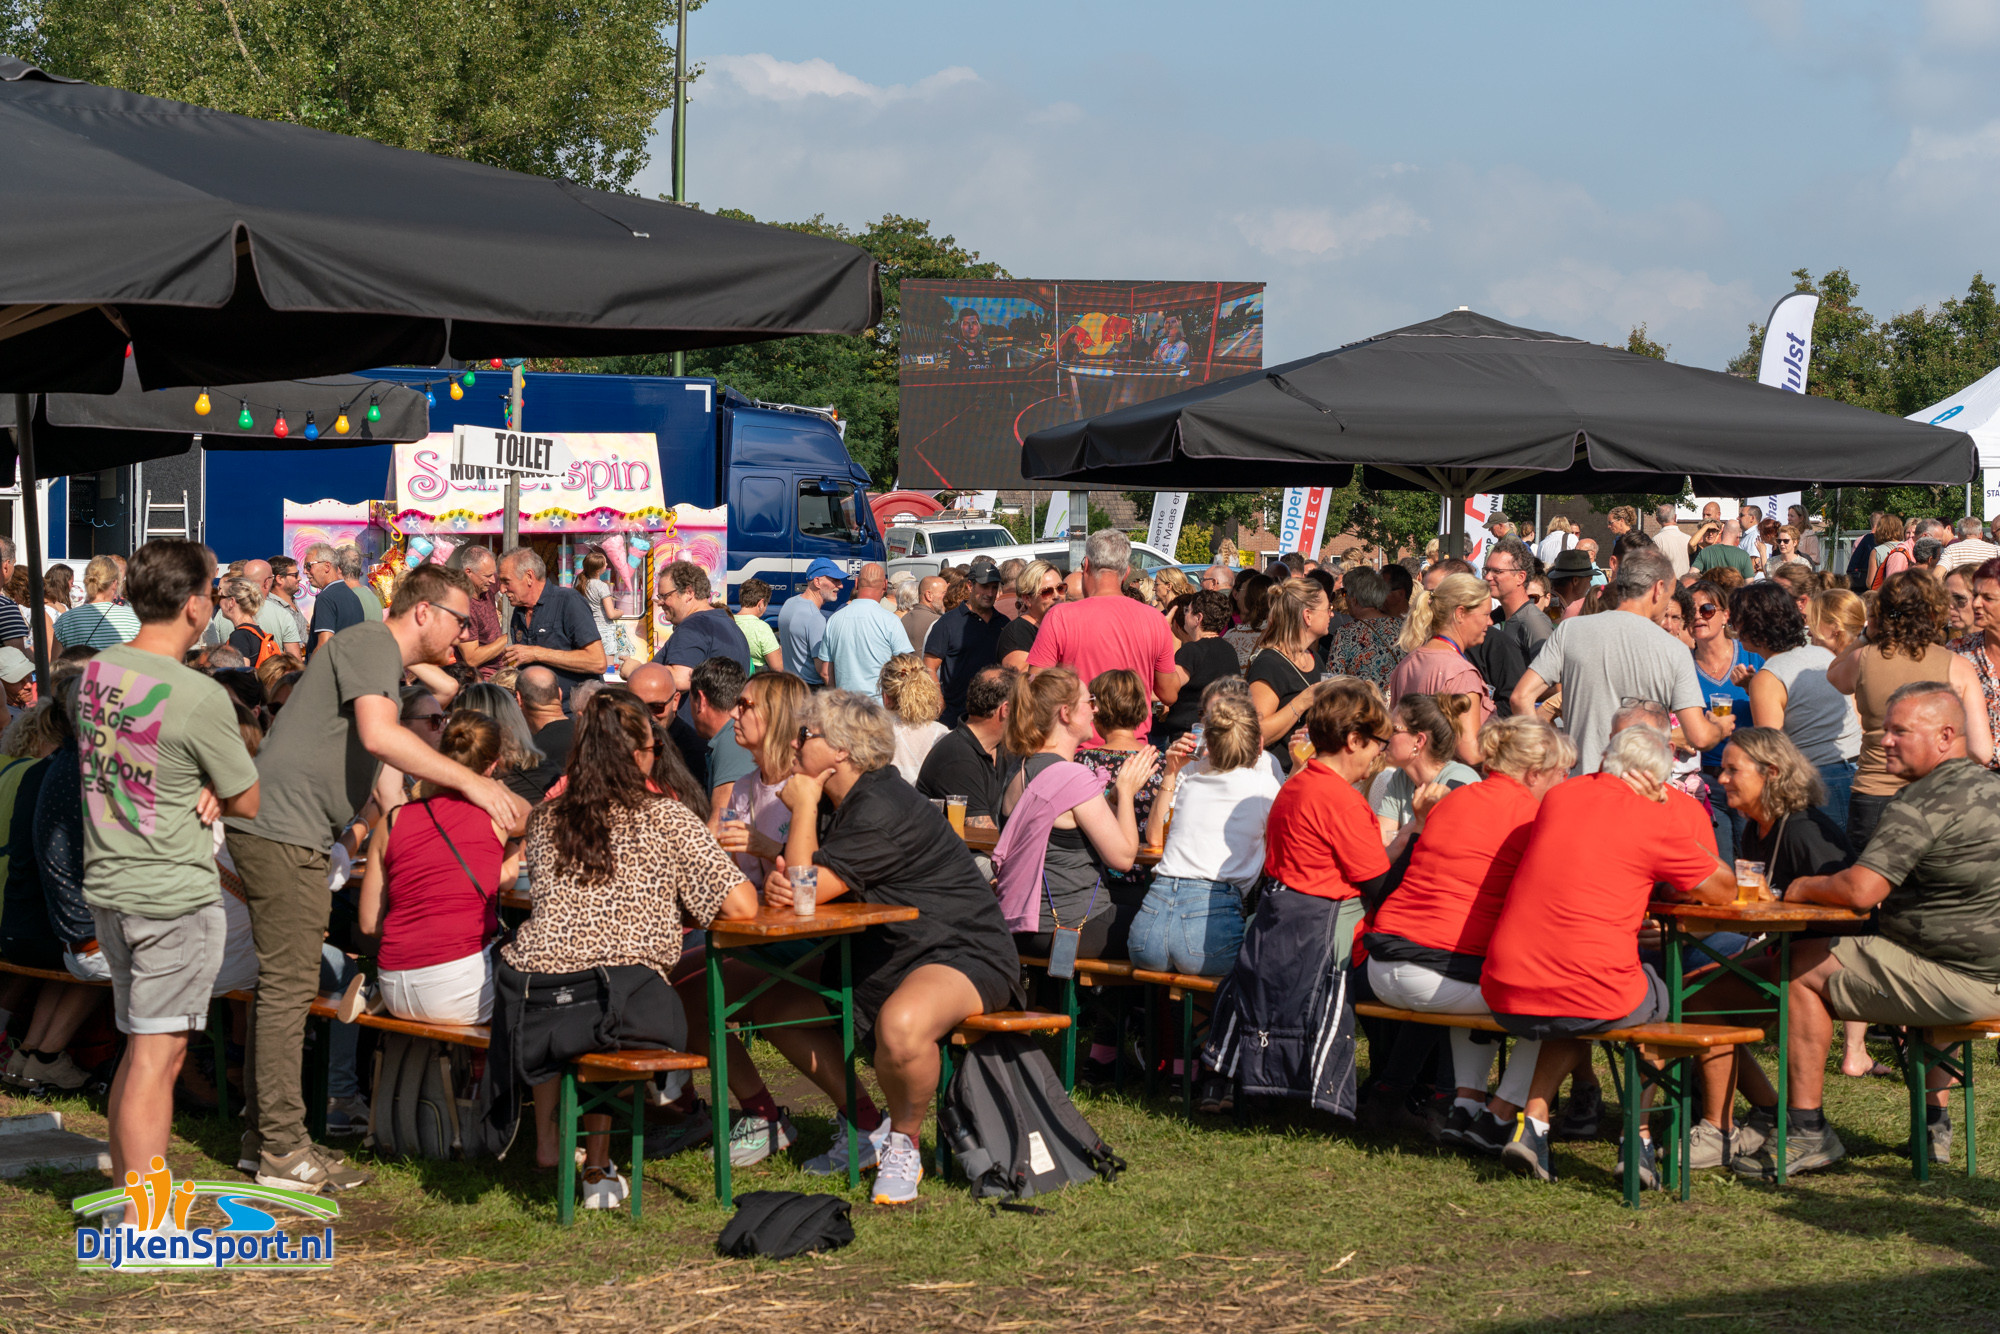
[[1127, 875, 1247, 977]]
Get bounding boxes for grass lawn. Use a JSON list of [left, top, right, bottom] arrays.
[[3, 1037, 1999, 1333]]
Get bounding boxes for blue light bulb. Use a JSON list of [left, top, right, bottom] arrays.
[[303, 413, 320, 441], [426, 388, 436, 407]]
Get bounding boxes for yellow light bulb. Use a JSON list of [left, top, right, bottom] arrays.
[[334, 413, 350, 435], [194, 391, 211, 416], [449, 382, 464, 400]]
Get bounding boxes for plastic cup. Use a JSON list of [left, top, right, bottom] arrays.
[[1189, 724, 1206, 757], [1711, 693, 1733, 720], [929, 798, 947, 815], [945, 795, 967, 836], [1734, 859, 1768, 904], [788, 864, 819, 917]]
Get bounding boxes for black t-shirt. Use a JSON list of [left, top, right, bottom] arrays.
[[666, 715, 709, 793], [916, 724, 1020, 825], [1246, 645, 1325, 770], [812, 767, 1023, 1036], [227, 624, 269, 663], [1467, 631, 1527, 718], [656, 607, 753, 727], [924, 604, 1010, 726], [510, 585, 604, 704], [996, 614, 1039, 664], [1739, 805, 1854, 892], [1160, 637, 1242, 742], [307, 582, 365, 655], [514, 717, 575, 803]]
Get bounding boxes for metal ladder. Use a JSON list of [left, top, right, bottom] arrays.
[[142, 489, 192, 543]]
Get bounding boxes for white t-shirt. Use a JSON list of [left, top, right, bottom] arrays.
[[892, 719, 949, 785], [1153, 753, 1284, 891], [1535, 531, 1575, 566], [1526, 608, 1704, 774]]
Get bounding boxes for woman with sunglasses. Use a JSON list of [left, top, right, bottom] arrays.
[[1688, 579, 1763, 861], [998, 559, 1062, 672], [752, 689, 1025, 1205], [1200, 679, 1394, 1118]]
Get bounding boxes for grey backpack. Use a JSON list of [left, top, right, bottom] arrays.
[[368, 1033, 481, 1159], [938, 1034, 1125, 1200]]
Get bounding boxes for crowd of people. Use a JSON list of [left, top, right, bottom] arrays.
[[5, 501, 2000, 1214]]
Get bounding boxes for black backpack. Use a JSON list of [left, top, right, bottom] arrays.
[[716, 1191, 854, 1259], [368, 1032, 483, 1160], [938, 1033, 1126, 1200]]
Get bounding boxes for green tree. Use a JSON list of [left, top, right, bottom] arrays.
[[602, 212, 1007, 489], [1, 0, 689, 190], [1625, 324, 1669, 360]]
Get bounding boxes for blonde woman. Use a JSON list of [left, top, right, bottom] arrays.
[[1386, 572, 1493, 759], [1536, 515, 1577, 567], [879, 652, 947, 783], [1246, 579, 1334, 768], [1153, 565, 1194, 604], [1808, 588, 1866, 658]]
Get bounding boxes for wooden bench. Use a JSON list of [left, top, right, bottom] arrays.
[[1355, 1003, 1764, 1208], [1904, 1018, 2000, 1182], [1129, 969, 1230, 1120], [306, 990, 706, 1222], [934, 1010, 1071, 1178], [1018, 956, 1142, 1091]]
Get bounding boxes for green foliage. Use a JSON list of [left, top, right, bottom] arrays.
[[1, 0, 689, 190], [600, 212, 1008, 490], [1176, 522, 1213, 565], [1625, 324, 1669, 360]]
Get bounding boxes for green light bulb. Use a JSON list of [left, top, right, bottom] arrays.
[[237, 404, 254, 430], [366, 397, 382, 423]]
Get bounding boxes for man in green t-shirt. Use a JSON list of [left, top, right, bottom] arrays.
[[75, 539, 261, 1220], [225, 562, 529, 1194], [1691, 523, 1755, 580], [734, 578, 783, 674]]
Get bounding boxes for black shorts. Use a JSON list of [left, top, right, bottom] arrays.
[[1492, 963, 1670, 1041]]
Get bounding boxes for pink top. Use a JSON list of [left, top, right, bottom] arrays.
[[1026, 594, 1178, 739], [1386, 642, 1495, 724], [377, 795, 503, 972]]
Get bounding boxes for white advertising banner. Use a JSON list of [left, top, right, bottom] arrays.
[[1277, 487, 1333, 561], [1439, 493, 1506, 567], [1746, 291, 1819, 525], [1146, 492, 1189, 559], [1039, 492, 1070, 542]]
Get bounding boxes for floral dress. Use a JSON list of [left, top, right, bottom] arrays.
[[1948, 633, 2000, 770], [1074, 745, 1165, 895], [1326, 615, 1406, 690]]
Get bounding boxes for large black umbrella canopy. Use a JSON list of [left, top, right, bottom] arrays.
[[0, 360, 429, 477], [0, 56, 881, 393], [1021, 309, 1979, 496]]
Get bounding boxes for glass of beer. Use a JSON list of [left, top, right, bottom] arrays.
[[1710, 693, 1733, 720], [788, 864, 819, 917], [1734, 859, 1768, 904], [945, 795, 968, 836], [1290, 736, 1315, 771]]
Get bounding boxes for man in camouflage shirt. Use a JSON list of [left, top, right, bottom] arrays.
[[1741, 681, 2000, 1178]]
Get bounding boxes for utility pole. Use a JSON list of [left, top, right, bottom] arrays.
[[499, 365, 524, 622], [671, 1, 689, 378]]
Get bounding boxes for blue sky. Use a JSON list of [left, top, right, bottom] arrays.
[[634, 0, 2000, 371]]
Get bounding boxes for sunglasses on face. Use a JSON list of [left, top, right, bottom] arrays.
[[797, 725, 823, 744], [1695, 603, 1722, 618], [645, 699, 673, 716]]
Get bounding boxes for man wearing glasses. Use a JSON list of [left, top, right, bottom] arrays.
[[302, 542, 363, 658], [1483, 537, 1551, 662], [496, 547, 607, 707], [626, 661, 710, 787]]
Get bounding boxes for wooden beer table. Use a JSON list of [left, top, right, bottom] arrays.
[[700, 901, 919, 1204], [1651, 897, 1871, 1185]]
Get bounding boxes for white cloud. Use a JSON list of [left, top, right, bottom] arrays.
[[1922, 0, 2000, 47], [706, 53, 977, 103], [1233, 201, 1429, 258]]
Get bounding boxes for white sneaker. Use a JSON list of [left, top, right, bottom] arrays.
[[728, 1109, 799, 1167], [21, 1050, 91, 1091], [803, 1115, 891, 1177], [872, 1131, 924, 1206], [581, 1165, 629, 1211]]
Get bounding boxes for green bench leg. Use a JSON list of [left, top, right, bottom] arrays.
[[934, 1043, 955, 1179], [1965, 1046, 1977, 1180], [1908, 1030, 1935, 1184], [841, 938, 860, 1192], [1620, 1043, 1642, 1209], [628, 1081, 645, 1221], [1060, 977, 1079, 1092], [558, 1067, 579, 1226]]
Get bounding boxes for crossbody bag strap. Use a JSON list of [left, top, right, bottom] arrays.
[[421, 799, 487, 899]]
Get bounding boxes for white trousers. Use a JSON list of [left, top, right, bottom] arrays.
[[1366, 958, 1538, 1110], [379, 948, 494, 1026]]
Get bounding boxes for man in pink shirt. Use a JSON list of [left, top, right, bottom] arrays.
[[1026, 529, 1181, 738]]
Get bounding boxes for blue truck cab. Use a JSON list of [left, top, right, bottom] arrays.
[[200, 368, 884, 612]]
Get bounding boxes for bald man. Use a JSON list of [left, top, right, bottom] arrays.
[[627, 662, 711, 789], [903, 575, 946, 655], [815, 561, 909, 701]]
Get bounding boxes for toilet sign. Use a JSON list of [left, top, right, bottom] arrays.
[[452, 425, 574, 478]]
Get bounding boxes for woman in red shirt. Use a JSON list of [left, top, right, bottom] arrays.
[[1364, 716, 1575, 1152], [1200, 680, 1392, 1118], [358, 714, 526, 1025], [1481, 723, 1733, 1182]]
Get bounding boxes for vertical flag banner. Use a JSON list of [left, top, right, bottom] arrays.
[[1147, 492, 1189, 558], [1748, 290, 1819, 523], [1439, 493, 1505, 566], [1906, 360, 2000, 521], [1039, 491, 1070, 542], [1277, 487, 1332, 561]]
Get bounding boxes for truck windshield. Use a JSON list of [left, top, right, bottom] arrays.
[[929, 530, 1012, 553], [799, 481, 864, 543]]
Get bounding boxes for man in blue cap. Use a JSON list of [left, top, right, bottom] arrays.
[[780, 558, 846, 683]]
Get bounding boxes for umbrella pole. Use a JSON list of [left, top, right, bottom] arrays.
[[1446, 491, 1467, 559], [12, 393, 49, 685]]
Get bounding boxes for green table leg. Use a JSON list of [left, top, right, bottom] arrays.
[[707, 946, 732, 1205], [557, 1067, 578, 1226], [841, 937, 860, 1191], [1774, 935, 1790, 1186], [1181, 991, 1196, 1122], [1621, 1042, 1642, 1210], [1964, 1042, 1976, 1180], [1678, 1053, 1693, 1203]]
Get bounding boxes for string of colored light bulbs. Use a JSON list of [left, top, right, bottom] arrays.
[[189, 358, 530, 439]]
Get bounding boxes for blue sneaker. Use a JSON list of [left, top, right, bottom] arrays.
[[1501, 1114, 1556, 1182], [1613, 1134, 1660, 1190]]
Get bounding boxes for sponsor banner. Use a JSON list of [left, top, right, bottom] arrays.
[[1277, 487, 1332, 560], [1146, 491, 1189, 558]]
